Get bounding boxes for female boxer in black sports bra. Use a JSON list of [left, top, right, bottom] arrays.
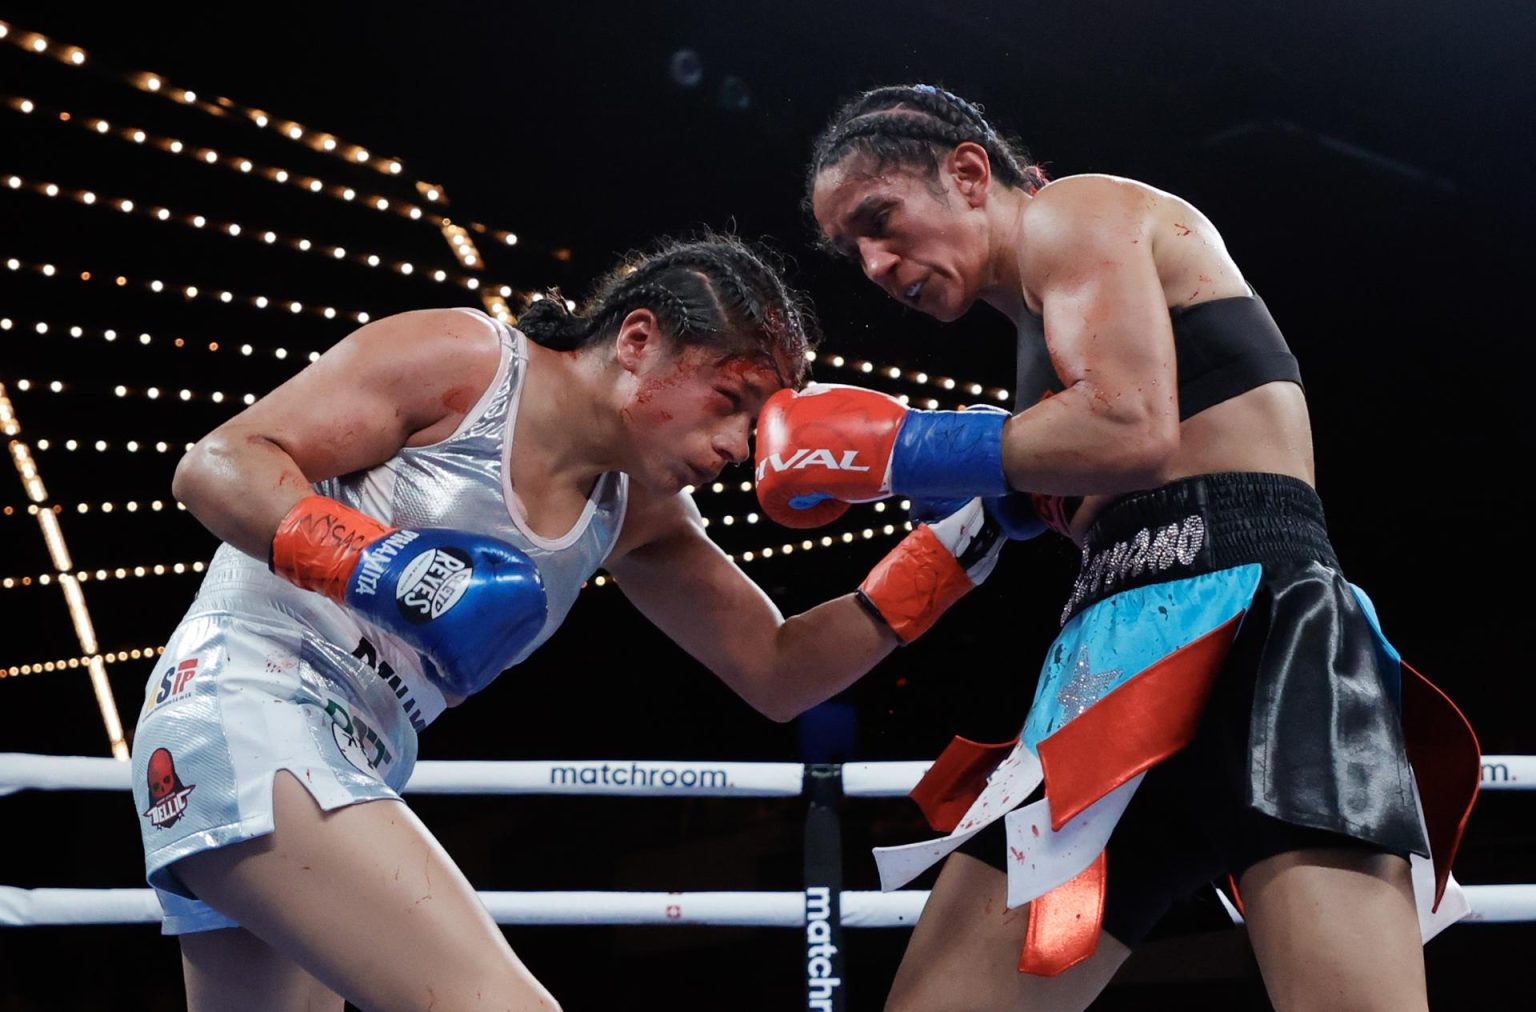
[[770, 84, 1480, 1012]]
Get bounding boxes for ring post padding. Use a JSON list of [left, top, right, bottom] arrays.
[[804, 763, 846, 1012]]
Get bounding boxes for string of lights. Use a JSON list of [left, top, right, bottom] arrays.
[[1, 172, 482, 288], [441, 222, 485, 273], [1, 500, 186, 520], [1, 560, 208, 591], [726, 522, 910, 564], [694, 499, 908, 529], [29, 439, 192, 455], [0, 19, 536, 264], [0, 380, 128, 756], [806, 350, 1011, 405], [697, 479, 757, 497], [4, 253, 375, 323], [4, 314, 323, 362], [0, 22, 410, 180], [2, 645, 166, 681], [6, 376, 261, 407], [2, 94, 440, 225], [3, 251, 526, 329]]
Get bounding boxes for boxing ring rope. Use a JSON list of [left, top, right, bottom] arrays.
[[2, 752, 1531, 1008], [0, 753, 947, 797], [7, 885, 1533, 929], [3, 752, 1533, 1010], [0, 886, 933, 929], [4, 752, 1529, 798]]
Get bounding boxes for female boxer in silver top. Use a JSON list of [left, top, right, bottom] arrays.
[[131, 234, 1001, 1012]]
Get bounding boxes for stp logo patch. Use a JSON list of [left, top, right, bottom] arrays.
[[147, 658, 199, 713], [142, 747, 196, 829]]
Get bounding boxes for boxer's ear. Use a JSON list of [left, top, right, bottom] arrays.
[[613, 308, 661, 374], [946, 142, 993, 207]]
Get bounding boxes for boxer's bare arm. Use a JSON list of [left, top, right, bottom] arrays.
[[606, 487, 898, 722], [1001, 178, 1182, 495], [171, 308, 502, 559]]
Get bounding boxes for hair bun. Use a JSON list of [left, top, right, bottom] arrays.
[[517, 292, 591, 350]]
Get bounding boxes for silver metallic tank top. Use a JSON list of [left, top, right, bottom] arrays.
[[186, 314, 629, 727]]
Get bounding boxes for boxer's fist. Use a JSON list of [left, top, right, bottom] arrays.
[[272, 496, 546, 696], [755, 384, 1010, 529], [754, 384, 904, 528], [859, 497, 1006, 643]]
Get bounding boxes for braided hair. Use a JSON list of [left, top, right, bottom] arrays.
[[804, 84, 1047, 216], [515, 233, 819, 389]]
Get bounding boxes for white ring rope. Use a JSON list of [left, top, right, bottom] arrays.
[[0, 754, 809, 797], [0, 888, 931, 928], [4, 753, 1530, 929], [2, 752, 1531, 797], [2, 885, 1532, 928], [841, 761, 935, 797]]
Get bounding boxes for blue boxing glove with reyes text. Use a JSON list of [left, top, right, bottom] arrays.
[[270, 495, 547, 697]]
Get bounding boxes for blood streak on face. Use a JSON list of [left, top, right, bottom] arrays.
[[717, 355, 786, 396], [633, 352, 691, 410], [625, 345, 785, 495]]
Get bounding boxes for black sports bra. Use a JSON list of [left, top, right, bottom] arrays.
[[1014, 294, 1303, 535]]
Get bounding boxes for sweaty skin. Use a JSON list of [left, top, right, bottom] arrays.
[[813, 155, 1315, 541]]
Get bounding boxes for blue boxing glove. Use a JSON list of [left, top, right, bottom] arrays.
[[906, 405, 1045, 540], [272, 496, 547, 697], [985, 493, 1049, 541]]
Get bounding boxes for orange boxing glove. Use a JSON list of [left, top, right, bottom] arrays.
[[859, 497, 1005, 643]]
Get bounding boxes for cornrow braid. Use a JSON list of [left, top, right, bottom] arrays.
[[666, 249, 770, 334], [517, 232, 820, 389], [805, 83, 1047, 215], [626, 282, 698, 338]]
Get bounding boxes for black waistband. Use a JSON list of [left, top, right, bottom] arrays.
[[1061, 473, 1338, 623]]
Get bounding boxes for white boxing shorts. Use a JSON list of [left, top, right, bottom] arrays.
[[130, 608, 419, 935]]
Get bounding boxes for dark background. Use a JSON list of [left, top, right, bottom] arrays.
[[1, 1, 1532, 1008]]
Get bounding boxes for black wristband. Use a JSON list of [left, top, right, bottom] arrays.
[[853, 589, 901, 644]]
